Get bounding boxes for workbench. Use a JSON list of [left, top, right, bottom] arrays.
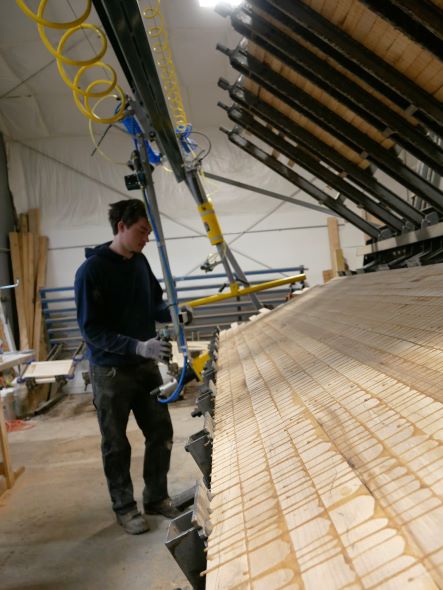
[[0, 351, 34, 372]]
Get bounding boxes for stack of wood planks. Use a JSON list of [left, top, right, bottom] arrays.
[[206, 265, 443, 589], [8, 209, 48, 360]]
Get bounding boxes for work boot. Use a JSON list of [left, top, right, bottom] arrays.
[[116, 509, 150, 534], [144, 497, 180, 519]]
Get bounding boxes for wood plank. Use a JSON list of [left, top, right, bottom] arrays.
[[33, 236, 48, 359], [322, 269, 334, 283], [27, 208, 40, 283], [18, 213, 28, 233], [22, 359, 74, 380], [19, 232, 29, 341], [207, 265, 443, 589], [0, 403, 14, 489], [26, 233, 34, 346], [0, 321, 9, 353], [327, 217, 343, 277], [309, 0, 443, 98], [0, 351, 34, 372], [8, 233, 29, 350]]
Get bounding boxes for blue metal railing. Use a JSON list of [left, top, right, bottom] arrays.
[[40, 266, 305, 351]]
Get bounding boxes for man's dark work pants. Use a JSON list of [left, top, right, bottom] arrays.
[[90, 360, 173, 515]]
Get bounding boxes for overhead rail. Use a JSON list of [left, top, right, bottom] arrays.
[[91, 0, 185, 180], [90, 0, 273, 314]]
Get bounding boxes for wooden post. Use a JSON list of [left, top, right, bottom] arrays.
[[18, 213, 28, 233], [322, 270, 334, 284], [327, 217, 346, 277], [28, 208, 40, 283], [26, 233, 35, 346], [9, 233, 29, 349], [0, 403, 15, 489], [19, 232, 29, 339], [33, 236, 48, 359]]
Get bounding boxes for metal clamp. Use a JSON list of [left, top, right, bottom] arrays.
[[165, 479, 211, 590], [192, 380, 216, 418], [185, 412, 213, 487]]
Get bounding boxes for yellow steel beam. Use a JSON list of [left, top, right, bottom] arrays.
[[186, 274, 306, 308]]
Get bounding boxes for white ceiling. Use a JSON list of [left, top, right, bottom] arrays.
[[0, 0, 241, 140]]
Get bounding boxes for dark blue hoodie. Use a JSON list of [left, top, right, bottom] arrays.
[[74, 242, 171, 366]]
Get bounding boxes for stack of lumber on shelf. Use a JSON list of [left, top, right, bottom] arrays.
[[8, 209, 48, 360], [207, 264, 443, 589]]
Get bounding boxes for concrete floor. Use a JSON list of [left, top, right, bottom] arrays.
[[0, 393, 203, 590]]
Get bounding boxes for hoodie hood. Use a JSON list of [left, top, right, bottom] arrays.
[[84, 242, 130, 263]]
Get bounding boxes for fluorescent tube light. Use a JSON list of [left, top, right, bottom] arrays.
[[199, 0, 243, 7]]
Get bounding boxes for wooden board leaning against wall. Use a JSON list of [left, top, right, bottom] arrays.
[[6, 208, 50, 412], [323, 216, 347, 283]]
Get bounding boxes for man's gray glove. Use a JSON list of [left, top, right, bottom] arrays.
[[178, 305, 193, 326], [136, 338, 172, 363]]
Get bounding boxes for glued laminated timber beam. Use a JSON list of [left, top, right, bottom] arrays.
[[206, 264, 443, 589]]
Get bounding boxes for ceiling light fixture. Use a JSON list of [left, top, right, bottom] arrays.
[[199, 0, 243, 7]]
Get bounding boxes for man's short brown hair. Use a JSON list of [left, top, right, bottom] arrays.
[[108, 199, 148, 235]]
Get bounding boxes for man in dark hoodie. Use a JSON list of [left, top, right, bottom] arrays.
[[74, 198, 179, 535]]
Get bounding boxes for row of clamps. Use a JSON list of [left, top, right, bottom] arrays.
[[165, 329, 219, 590]]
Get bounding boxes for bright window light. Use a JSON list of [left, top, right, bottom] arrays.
[[199, 0, 243, 7]]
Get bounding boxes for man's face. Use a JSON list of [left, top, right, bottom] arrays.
[[119, 217, 152, 253]]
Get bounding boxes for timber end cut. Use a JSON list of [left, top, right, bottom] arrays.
[[206, 264, 443, 590]]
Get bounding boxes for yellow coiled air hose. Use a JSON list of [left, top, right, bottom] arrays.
[[16, 0, 126, 124], [143, 0, 189, 134]]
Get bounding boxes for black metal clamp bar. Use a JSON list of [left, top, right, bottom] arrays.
[[217, 44, 443, 212], [394, 0, 443, 40], [221, 128, 380, 238], [221, 103, 404, 232], [92, 0, 185, 181], [218, 80, 424, 227], [359, 0, 443, 59], [256, 0, 443, 129], [222, 6, 443, 177]]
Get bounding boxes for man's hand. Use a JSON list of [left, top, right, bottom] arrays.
[[178, 305, 193, 326], [136, 338, 172, 363]]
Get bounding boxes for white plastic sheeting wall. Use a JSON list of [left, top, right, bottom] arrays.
[[6, 127, 365, 289]]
